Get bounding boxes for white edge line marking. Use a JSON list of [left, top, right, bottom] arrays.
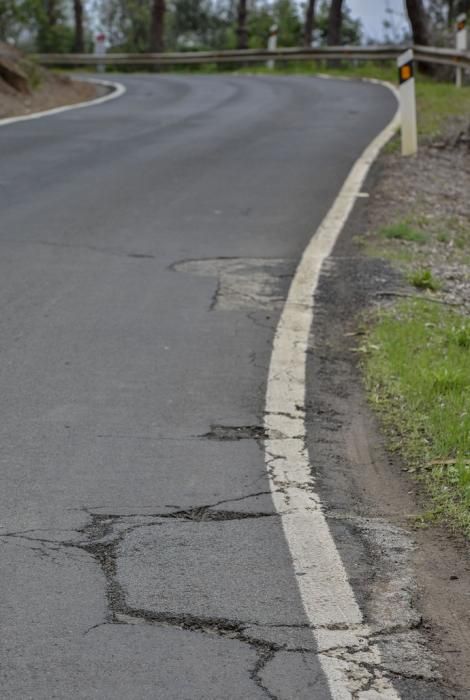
[[0, 78, 126, 127], [264, 78, 401, 699]]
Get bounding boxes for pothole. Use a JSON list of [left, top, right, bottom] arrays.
[[201, 425, 268, 441], [164, 508, 276, 522]]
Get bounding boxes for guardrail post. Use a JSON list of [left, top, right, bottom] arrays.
[[456, 14, 467, 88], [267, 25, 278, 70], [398, 49, 418, 157], [94, 33, 106, 73]]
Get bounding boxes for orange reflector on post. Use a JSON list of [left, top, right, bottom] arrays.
[[399, 61, 413, 84], [401, 65, 411, 81]]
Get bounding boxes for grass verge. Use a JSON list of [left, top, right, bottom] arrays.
[[364, 299, 470, 535]]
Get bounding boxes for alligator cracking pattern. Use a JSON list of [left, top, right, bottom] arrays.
[[1, 492, 441, 699]]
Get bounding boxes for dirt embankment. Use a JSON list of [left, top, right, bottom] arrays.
[[0, 42, 98, 119]]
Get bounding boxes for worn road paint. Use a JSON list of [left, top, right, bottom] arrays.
[[0, 78, 126, 127], [264, 81, 401, 698]]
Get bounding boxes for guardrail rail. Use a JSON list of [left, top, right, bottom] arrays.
[[32, 44, 470, 69]]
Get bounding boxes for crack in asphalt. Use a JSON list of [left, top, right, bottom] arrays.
[[6, 238, 156, 260], [0, 498, 433, 697], [93, 424, 299, 444]]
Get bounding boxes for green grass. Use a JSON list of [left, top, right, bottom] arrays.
[[365, 299, 470, 535], [409, 269, 441, 291], [234, 60, 398, 83], [379, 222, 427, 243], [365, 212, 470, 270], [415, 80, 470, 139], [18, 58, 43, 90], [365, 243, 416, 264]]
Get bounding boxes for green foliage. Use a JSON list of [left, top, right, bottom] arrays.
[[315, 0, 362, 45], [446, 322, 470, 350], [246, 0, 301, 50], [167, 0, 230, 50], [0, 0, 26, 41], [275, 0, 301, 47], [415, 81, 470, 140], [36, 22, 74, 53], [1, 0, 75, 52], [379, 222, 427, 243], [409, 269, 441, 291], [18, 55, 42, 87], [102, 0, 152, 53], [365, 299, 470, 535], [247, 7, 273, 49]]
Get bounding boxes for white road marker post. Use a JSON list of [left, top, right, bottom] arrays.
[[398, 49, 418, 157], [266, 25, 278, 70], [456, 13, 468, 88], [94, 33, 107, 73]]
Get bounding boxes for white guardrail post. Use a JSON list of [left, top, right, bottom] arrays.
[[456, 13, 467, 88], [398, 49, 418, 156], [266, 25, 278, 70], [94, 33, 106, 73]]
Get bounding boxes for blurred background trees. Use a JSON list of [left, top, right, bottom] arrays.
[[0, 0, 465, 55]]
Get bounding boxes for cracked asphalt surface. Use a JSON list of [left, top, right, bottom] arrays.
[[0, 75, 397, 698]]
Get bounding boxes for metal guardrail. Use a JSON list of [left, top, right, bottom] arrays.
[[414, 44, 470, 67], [33, 44, 470, 69]]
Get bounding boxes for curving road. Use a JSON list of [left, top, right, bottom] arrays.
[[0, 75, 396, 698]]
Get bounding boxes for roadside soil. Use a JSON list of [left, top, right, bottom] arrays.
[[363, 129, 470, 311], [0, 42, 98, 119], [0, 75, 98, 119], [305, 128, 470, 697]]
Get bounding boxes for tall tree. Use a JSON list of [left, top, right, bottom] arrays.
[[327, 0, 343, 45], [404, 0, 434, 73], [404, 0, 430, 46], [150, 0, 165, 51], [73, 0, 84, 51], [303, 0, 316, 47], [45, 0, 59, 27], [0, 0, 25, 41], [236, 0, 247, 49]]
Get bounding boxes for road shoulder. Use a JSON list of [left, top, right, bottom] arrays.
[[305, 155, 470, 698]]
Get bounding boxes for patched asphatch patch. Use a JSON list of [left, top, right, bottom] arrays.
[[171, 257, 294, 311]]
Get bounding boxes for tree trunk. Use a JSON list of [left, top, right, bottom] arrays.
[[150, 0, 166, 52], [447, 0, 456, 27], [45, 0, 59, 27], [404, 0, 431, 45], [303, 0, 316, 47], [404, 0, 433, 74], [236, 0, 248, 50], [327, 0, 343, 46], [73, 0, 84, 53]]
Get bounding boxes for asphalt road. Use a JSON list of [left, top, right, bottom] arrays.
[[0, 74, 396, 699]]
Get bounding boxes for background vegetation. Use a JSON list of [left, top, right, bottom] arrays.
[[1, 1, 469, 56]]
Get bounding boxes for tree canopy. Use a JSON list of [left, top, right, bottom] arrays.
[[0, 0, 462, 55]]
